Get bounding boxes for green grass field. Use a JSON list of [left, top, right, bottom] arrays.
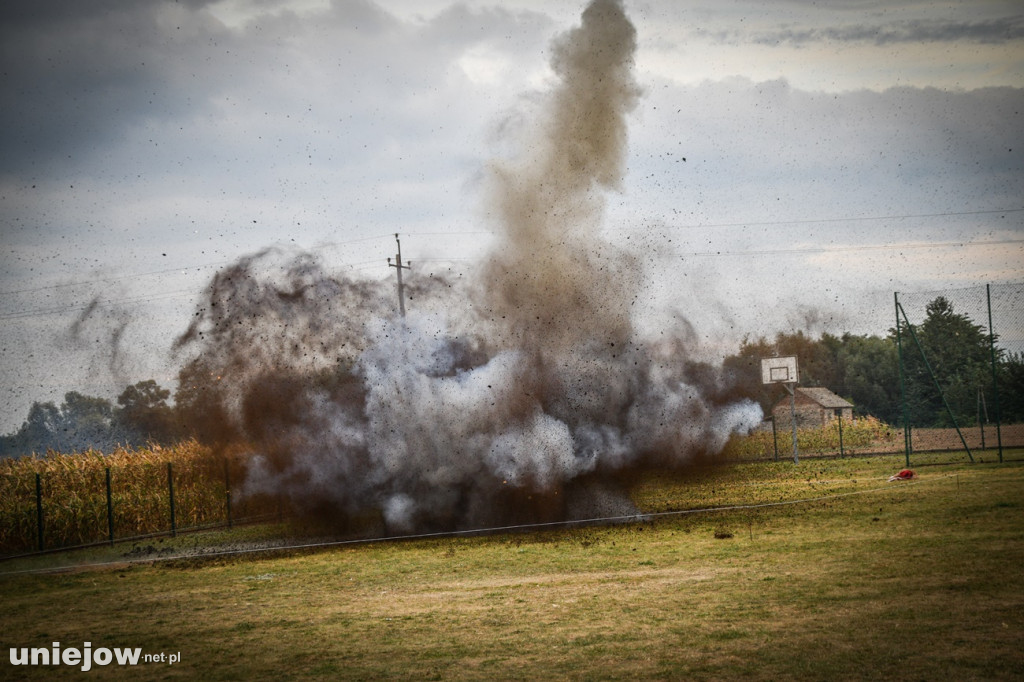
[[1, 452, 1022, 680]]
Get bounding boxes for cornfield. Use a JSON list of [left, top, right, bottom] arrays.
[[1, 419, 906, 556], [0, 441, 278, 556], [722, 416, 901, 460]]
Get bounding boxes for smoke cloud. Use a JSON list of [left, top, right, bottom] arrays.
[[173, 0, 762, 534]]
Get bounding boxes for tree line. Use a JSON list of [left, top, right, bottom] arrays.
[[722, 296, 1024, 429], [0, 380, 184, 457], [2, 296, 1022, 457]]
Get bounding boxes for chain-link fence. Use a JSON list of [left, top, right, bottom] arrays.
[[894, 282, 1024, 463], [0, 445, 285, 558]]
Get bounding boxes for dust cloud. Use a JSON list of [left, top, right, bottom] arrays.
[[173, 0, 762, 534]]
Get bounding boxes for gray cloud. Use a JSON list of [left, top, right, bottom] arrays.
[[751, 16, 1024, 46], [0, 0, 551, 190], [0, 2, 233, 176], [1, 0, 1022, 435], [626, 78, 1024, 222]]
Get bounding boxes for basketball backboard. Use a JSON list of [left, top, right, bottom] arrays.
[[761, 356, 799, 385]]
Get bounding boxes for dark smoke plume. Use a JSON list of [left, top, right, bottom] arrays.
[[173, 0, 761, 534]]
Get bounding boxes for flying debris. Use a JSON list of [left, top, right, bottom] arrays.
[[173, 0, 762, 535]]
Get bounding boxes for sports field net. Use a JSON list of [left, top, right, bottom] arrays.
[[894, 282, 1024, 460]]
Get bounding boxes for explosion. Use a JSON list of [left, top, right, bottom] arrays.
[[173, 0, 762, 534]]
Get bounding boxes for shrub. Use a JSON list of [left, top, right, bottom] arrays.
[[722, 416, 899, 460]]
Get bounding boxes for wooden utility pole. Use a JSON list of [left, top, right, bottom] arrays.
[[387, 233, 411, 317]]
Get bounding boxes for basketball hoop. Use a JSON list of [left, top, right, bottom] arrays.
[[761, 356, 800, 464]]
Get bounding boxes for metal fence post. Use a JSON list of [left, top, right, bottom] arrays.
[[106, 467, 115, 546], [35, 472, 44, 552], [167, 462, 176, 538], [987, 284, 1004, 463], [789, 385, 798, 464], [224, 459, 232, 529], [770, 416, 778, 461], [978, 387, 986, 451], [838, 412, 845, 457]]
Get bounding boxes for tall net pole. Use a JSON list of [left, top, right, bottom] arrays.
[[987, 284, 1004, 462], [895, 292, 911, 467]]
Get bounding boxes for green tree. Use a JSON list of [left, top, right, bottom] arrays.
[[0, 393, 119, 456], [896, 296, 994, 428], [0, 401, 63, 456], [722, 335, 777, 416], [834, 333, 899, 423], [723, 331, 846, 418], [722, 330, 900, 424], [22, 401, 63, 446], [775, 330, 840, 390], [116, 380, 181, 443], [996, 352, 1024, 423], [59, 391, 116, 451]]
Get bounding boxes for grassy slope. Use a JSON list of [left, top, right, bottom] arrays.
[[1, 453, 1022, 680]]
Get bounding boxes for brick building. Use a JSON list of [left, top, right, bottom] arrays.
[[772, 387, 853, 428]]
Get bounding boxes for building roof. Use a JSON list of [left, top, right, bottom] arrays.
[[793, 387, 853, 409]]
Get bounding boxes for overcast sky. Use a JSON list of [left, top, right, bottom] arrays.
[[1, 0, 1023, 432]]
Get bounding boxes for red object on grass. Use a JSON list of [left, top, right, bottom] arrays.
[[888, 469, 916, 481]]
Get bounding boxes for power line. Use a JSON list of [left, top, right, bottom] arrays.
[[0, 290, 198, 322], [647, 207, 1024, 232], [403, 230, 494, 237], [0, 233, 406, 298], [403, 208, 1024, 236], [2, 238, 1020, 322], [3, 206, 1020, 306], [4, 205, 1015, 296], [679, 238, 1024, 258], [0, 263, 233, 298], [895, 280, 1024, 297]]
